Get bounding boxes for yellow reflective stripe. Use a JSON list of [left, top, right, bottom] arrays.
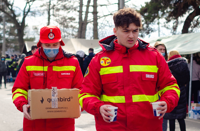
[[12, 89, 27, 96], [79, 94, 100, 108], [132, 94, 159, 102], [130, 65, 158, 73], [100, 95, 125, 103], [12, 94, 27, 101], [158, 84, 180, 97], [26, 66, 48, 71], [99, 66, 123, 75], [53, 66, 76, 72]]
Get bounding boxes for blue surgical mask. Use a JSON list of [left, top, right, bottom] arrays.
[[161, 52, 165, 57], [43, 48, 59, 58]]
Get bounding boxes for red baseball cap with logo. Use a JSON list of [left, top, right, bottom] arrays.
[[37, 26, 65, 47]]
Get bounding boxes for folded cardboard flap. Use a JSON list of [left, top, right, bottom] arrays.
[[28, 88, 80, 119]]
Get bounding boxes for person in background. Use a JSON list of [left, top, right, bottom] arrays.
[[17, 45, 37, 72], [12, 25, 83, 131], [14, 54, 19, 61], [165, 50, 190, 131], [9, 55, 17, 82], [0, 55, 7, 89], [154, 41, 168, 61], [16, 53, 26, 73], [75, 50, 85, 75], [154, 41, 168, 131], [82, 48, 95, 74], [26, 45, 37, 56], [79, 8, 180, 131], [5, 54, 11, 82], [188, 53, 200, 103]]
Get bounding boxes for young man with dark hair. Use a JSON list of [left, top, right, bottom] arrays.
[[79, 8, 180, 131]]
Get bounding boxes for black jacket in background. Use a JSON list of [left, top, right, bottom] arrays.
[[0, 61, 7, 73], [74, 54, 84, 76], [164, 57, 190, 119], [82, 52, 95, 75]]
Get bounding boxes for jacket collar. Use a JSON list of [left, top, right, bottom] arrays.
[[99, 35, 149, 52], [168, 55, 182, 61]]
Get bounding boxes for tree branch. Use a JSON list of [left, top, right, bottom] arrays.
[[1, 0, 19, 27]]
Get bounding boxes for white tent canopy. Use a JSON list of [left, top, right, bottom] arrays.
[[143, 32, 200, 55], [25, 38, 100, 55]]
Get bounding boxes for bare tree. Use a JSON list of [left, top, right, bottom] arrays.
[[47, 0, 51, 25], [93, 0, 98, 39], [78, 0, 91, 38], [0, 0, 36, 51], [77, 0, 83, 38]]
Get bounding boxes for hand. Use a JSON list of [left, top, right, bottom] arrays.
[[23, 104, 31, 120], [157, 101, 167, 119], [99, 105, 113, 123]]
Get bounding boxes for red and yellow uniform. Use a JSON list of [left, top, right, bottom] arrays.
[[12, 47, 83, 131], [79, 35, 180, 131]]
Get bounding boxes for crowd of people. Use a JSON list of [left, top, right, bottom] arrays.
[[1, 7, 198, 131], [0, 45, 38, 89]]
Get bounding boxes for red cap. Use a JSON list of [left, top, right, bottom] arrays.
[[37, 26, 65, 47]]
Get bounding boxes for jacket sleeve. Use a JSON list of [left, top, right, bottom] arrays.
[[156, 53, 180, 113], [71, 58, 83, 90], [12, 59, 30, 112], [79, 55, 104, 116]]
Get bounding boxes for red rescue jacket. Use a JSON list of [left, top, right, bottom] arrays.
[[12, 47, 83, 131], [79, 35, 180, 131]]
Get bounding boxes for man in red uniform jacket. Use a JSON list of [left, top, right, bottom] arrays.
[[79, 8, 180, 131], [12, 26, 83, 131]]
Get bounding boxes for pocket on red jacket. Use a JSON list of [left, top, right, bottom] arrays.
[[101, 74, 117, 84]]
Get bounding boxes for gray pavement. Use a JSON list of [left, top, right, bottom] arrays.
[[1, 82, 200, 131]]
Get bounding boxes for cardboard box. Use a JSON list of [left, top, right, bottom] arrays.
[[28, 88, 80, 119], [191, 103, 200, 110]]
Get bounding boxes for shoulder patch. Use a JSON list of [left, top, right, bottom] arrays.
[[100, 57, 111, 66], [84, 67, 89, 77]]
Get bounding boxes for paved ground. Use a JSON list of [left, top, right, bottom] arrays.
[[1, 82, 200, 131]]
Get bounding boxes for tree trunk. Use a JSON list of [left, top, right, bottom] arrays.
[[182, 8, 200, 34], [93, 0, 98, 39], [47, 0, 51, 25], [77, 0, 83, 38], [118, 0, 125, 10], [81, 0, 91, 38], [17, 27, 25, 52]]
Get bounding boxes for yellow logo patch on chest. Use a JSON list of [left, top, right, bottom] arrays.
[[100, 57, 111, 66]]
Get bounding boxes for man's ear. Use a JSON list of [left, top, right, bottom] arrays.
[[113, 27, 117, 36]]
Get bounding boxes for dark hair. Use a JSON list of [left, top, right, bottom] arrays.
[[113, 8, 142, 28], [89, 48, 94, 52], [31, 45, 38, 51]]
